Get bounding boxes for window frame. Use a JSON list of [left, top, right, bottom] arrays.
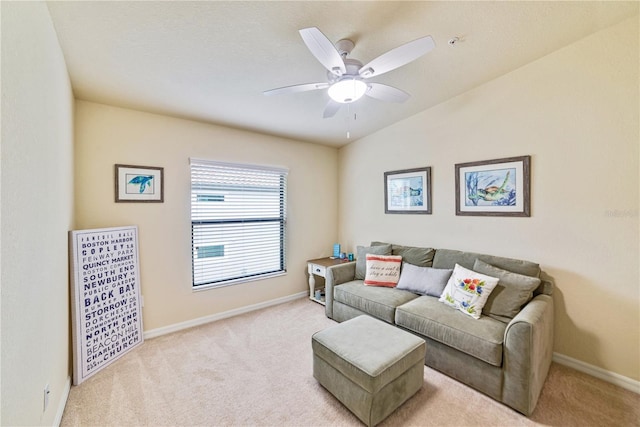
[[190, 158, 288, 290]]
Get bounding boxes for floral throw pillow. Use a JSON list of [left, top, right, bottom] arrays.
[[439, 264, 499, 319], [364, 254, 402, 287]]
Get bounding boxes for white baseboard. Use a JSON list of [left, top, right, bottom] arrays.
[[144, 291, 308, 340], [54, 376, 71, 426], [553, 352, 640, 394]]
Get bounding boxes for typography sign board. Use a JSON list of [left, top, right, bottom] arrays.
[[69, 226, 144, 385]]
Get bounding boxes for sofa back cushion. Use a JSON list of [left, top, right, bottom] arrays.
[[355, 244, 392, 280], [433, 248, 541, 278], [371, 241, 435, 267], [472, 259, 541, 321]]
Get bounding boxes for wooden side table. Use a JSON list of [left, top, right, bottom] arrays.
[[307, 257, 353, 305]]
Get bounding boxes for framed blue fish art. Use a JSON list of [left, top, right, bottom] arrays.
[[115, 164, 164, 202], [455, 156, 530, 217]]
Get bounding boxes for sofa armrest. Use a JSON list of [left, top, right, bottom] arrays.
[[324, 261, 356, 319], [502, 294, 554, 415]]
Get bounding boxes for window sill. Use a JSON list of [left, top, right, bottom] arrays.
[[192, 271, 287, 292]]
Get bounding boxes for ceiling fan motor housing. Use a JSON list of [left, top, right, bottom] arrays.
[[327, 58, 363, 82]]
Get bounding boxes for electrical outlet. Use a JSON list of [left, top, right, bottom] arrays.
[[43, 384, 50, 412]]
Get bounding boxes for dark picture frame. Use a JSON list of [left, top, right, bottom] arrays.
[[384, 167, 432, 214], [455, 155, 530, 217], [115, 164, 164, 203]]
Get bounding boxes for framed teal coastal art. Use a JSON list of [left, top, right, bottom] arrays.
[[115, 164, 164, 202], [384, 167, 432, 214], [455, 155, 530, 217]]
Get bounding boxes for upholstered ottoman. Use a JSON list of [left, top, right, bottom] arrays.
[[312, 315, 426, 427]]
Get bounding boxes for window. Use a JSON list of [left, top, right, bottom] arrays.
[[190, 159, 287, 288]]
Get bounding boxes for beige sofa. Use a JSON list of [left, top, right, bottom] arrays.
[[322, 242, 554, 416]]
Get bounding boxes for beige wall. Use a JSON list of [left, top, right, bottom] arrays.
[[1, 7, 636, 426], [338, 17, 639, 381], [1, 1, 75, 425], [74, 101, 338, 331]]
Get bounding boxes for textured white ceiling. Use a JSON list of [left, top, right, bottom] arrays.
[[46, 1, 638, 146]]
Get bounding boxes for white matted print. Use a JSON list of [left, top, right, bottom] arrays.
[[115, 164, 164, 202], [455, 156, 530, 216], [384, 167, 432, 214]]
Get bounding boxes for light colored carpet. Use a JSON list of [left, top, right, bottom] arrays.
[[61, 297, 639, 426]]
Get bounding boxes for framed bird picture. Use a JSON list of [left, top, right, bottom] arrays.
[[455, 156, 530, 217], [115, 164, 164, 203]]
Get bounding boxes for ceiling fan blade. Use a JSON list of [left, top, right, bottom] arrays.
[[263, 82, 329, 96], [359, 35, 435, 78], [299, 27, 346, 77], [365, 83, 410, 103], [323, 100, 341, 118]]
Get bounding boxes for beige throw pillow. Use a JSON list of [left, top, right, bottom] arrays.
[[364, 254, 402, 287]]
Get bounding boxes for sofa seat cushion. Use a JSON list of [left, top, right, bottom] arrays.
[[334, 281, 419, 324], [396, 296, 506, 366]]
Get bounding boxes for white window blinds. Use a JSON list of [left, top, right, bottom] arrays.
[[190, 159, 288, 288]]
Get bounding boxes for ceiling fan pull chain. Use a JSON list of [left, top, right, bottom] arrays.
[[346, 104, 352, 139], [346, 107, 359, 139]]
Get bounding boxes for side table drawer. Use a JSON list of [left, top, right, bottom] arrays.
[[309, 263, 327, 277]]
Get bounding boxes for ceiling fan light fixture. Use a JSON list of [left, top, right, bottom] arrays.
[[328, 78, 368, 104]]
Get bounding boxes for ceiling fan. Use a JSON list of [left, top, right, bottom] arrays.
[[264, 27, 435, 118]]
